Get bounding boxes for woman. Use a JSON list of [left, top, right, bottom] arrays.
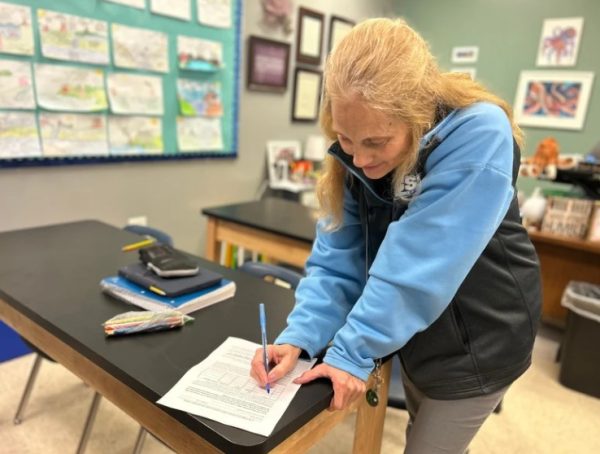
[[251, 18, 541, 453]]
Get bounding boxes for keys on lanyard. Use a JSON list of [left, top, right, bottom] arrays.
[[366, 358, 383, 407]]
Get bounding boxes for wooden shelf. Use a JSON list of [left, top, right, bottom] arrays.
[[528, 231, 600, 254]]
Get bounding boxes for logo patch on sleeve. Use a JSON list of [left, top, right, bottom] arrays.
[[394, 174, 422, 201]]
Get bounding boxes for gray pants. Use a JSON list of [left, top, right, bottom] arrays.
[[401, 369, 508, 454]]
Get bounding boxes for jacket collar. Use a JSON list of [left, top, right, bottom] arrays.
[[328, 141, 393, 205]]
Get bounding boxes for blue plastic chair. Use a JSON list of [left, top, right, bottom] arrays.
[[238, 261, 303, 289], [123, 225, 174, 247], [15, 338, 102, 454]]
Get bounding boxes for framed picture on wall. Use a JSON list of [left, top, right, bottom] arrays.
[[291, 67, 322, 122], [513, 70, 594, 130], [328, 15, 355, 53], [536, 17, 584, 67], [246, 36, 291, 92], [295, 7, 324, 65]]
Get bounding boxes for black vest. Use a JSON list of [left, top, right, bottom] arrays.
[[329, 138, 542, 399]]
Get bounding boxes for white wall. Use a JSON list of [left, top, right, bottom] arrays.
[[0, 0, 394, 254]]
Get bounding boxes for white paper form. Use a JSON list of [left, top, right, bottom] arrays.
[[157, 337, 316, 437]]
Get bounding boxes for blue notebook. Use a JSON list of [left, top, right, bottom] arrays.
[[100, 276, 236, 315], [118, 263, 223, 297]]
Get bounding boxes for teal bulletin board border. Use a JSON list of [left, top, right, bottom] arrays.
[[0, 0, 241, 167]]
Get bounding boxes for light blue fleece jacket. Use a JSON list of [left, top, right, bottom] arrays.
[[275, 102, 515, 381]]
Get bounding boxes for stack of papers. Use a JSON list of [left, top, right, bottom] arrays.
[[157, 337, 316, 437]]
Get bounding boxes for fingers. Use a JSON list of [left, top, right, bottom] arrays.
[[250, 348, 268, 386], [293, 364, 366, 412], [292, 364, 328, 384], [250, 344, 301, 388], [328, 375, 366, 411]]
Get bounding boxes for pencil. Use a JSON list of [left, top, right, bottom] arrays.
[[121, 238, 155, 252]]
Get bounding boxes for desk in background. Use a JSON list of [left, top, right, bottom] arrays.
[[202, 199, 600, 328], [202, 198, 315, 269], [0, 220, 390, 453], [528, 231, 600, 328]]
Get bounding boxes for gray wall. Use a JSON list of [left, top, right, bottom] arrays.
[[397, 0, 600, 195], [0, 0, 393, 254]]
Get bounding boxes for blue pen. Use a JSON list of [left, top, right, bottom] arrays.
[[259, 303, 270, 394]]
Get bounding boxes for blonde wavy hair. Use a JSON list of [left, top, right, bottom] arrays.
[[317, 18, 523, 227]]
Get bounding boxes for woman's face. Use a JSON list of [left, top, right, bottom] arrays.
[[331, 96, 412, 179]]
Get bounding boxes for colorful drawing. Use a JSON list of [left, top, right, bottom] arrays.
[[0, 112, 41, 158], [39, 113, 108, 157], [0, 59, 35, 109], [38, 9, 109, 65], [523, 81, 580, 118], [151, 0, 191, 21], [108, 116, 163, 155], [107, 72, 163, 115], [35, 63, 107, 112], [177, 79, 223, 117], [176, 117, 223, 151], [112, 24, 169, 73], [0, 1, 34, 55], [537, 17, 583, 67], [177, 35, 223, 71], [514, 71, 594, 130], [104, 0, 146, 8], [197, 0, 232, 29]]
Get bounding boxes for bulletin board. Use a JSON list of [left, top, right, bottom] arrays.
[[0, 0, 241, 167]]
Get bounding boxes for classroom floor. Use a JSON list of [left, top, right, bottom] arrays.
[[1, 325, 599, 454]]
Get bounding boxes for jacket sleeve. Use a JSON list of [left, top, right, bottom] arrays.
[[274, 187, 366, 357], [323, 104, 517, 381]]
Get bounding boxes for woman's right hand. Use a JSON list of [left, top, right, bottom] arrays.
[[250, 343, 302, 390]]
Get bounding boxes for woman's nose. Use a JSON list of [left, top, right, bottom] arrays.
[[352, 148, 373, 168]]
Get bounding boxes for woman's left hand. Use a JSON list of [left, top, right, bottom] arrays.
[[293, 363, 366, 411]]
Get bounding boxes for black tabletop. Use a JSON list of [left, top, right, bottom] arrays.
[[0, 220, 331, 453], [202, 198, 317, 243]]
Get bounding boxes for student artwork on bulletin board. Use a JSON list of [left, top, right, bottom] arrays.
[[0, 0, 241, 167], [0, 1, 34, 55]]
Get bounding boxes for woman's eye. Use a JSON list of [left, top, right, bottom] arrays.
[[365, 139, 387, 147], [337, 135, 350, 144]]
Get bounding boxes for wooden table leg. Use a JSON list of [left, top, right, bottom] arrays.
[[352, 360, 392, 454], [204, 217, 219, 262]]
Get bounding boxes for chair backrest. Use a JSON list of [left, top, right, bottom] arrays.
[[123, 225, 174, 247], [238, 262, 303, 290]]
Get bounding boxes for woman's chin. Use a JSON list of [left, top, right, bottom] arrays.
[[363, 165, 388, 179]]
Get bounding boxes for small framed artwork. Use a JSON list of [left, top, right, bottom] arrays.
[[450, 67, 477, 79], [246, 36, 291, 92], [266, 140, 301, 189], [328, 15, 355, 53], [291, 67, 322, 122], [536, 17, 584, 67], [513, 70, 595, 130], [296, 7, 324, 65], [451, 46, 479, 64]]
